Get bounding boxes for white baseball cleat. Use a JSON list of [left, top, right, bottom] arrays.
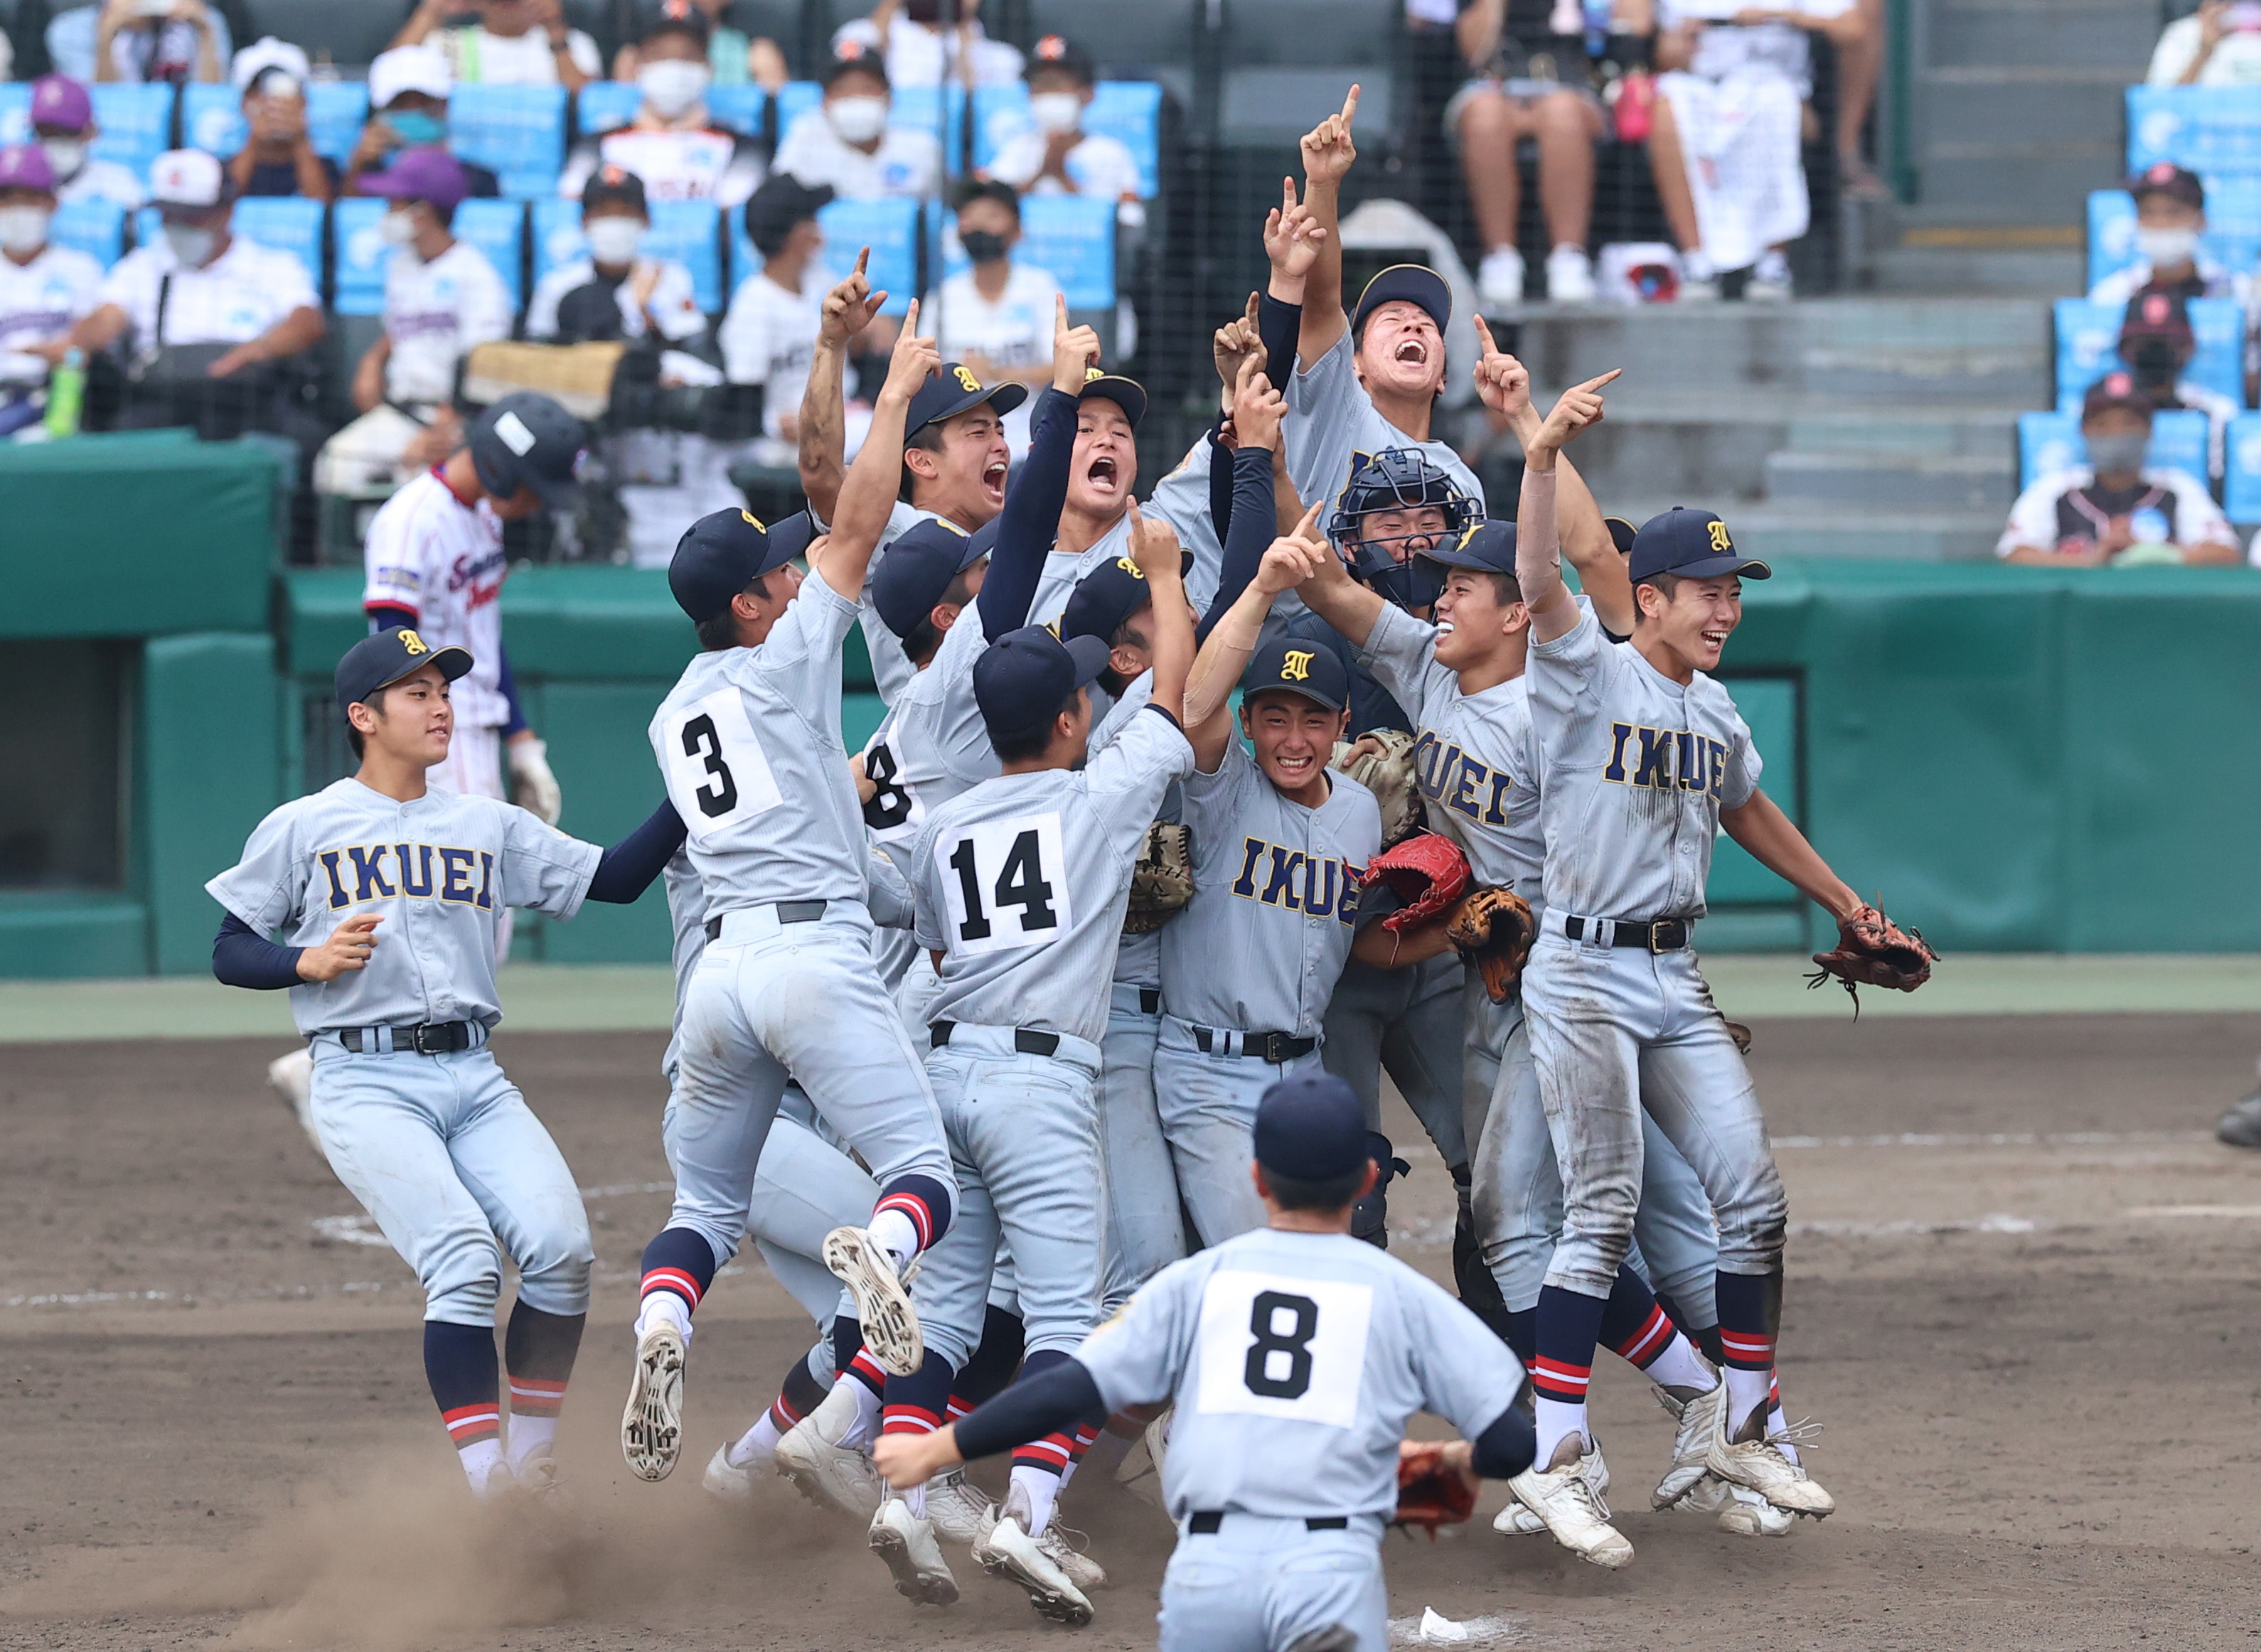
[[1651, 1383, 1724, 1509], [1715, 1481, 1796, 1536], [823, 1225, 924, 1378], [976, 1486, 1095, 1626], [620, 1320, 686, 1481], [1504, 1434, 1633, 1570], [1113, 1408, 1170, 1511], [267, 1046, 319, 1147], [774, 1403, 886, 1523], [1706, 1396, 1834, 1517], [923, 1467, 995, 1546], [702, 1442, 754, 1503], [870, 1496, 960, 1605], [1038, 1520, 1106, 1594], [1495, 1435, 1608, 1535]]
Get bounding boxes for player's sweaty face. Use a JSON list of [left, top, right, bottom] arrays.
[[926, 408, 1010, 519], [1645, 575, 1741, 672], [1357, 505, 1450, 564], [1243, 692, 1347, 803], [1357, 301, 1445, 399], [1069, 402, 1136, 517], [369, 666, 454, 765], [1432, 569, 1524, 670]]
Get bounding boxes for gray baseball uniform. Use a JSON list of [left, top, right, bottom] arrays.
[[1155, 744, 1381, 1245], [905, 704, 1194, 1367], [1076, 1226, 1524, 1652], [1288, 335, 1485, 530], [205, 779, 602, 1327]]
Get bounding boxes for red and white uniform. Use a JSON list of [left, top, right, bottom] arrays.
[[363, 468, 512, 739]]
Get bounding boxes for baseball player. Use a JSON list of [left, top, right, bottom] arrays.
[[206, 628, 685, 1498], [1512, 370, 1876, 1559], [267, 392, 582, 1130], [621, 311, 961, 1486], [873, 531, 1196, 1620], [871, 1071, 1538, 1652]]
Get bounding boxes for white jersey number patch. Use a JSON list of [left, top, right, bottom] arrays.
[[1192, 1270, 1372, 1430], [664, 687, 784, 843], [859, 726, 923, 845], [936, 811, 1073, 958]]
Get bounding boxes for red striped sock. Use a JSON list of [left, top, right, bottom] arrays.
[[846, 1348, 888, 1398], [442, 1401, 501, 1448], [506, 1375, 567, 1420], [1609, 1303, 1675, 1368]]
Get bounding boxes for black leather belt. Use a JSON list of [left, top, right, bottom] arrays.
[[1140, 987, 1160, 1015], [930, 1022, 1061, 1058], [1563, 915, 1691, 952], [339, 1021, 476, 1055], [1187, 1511, 1348, 1534], [705, 899, 827, 940], [1193, 1026, 1316, 1063]]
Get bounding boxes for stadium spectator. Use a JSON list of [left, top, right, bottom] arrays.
[[314, 149, 511, 505], [344, 45, 505, 202], [2116, 290, 2239, 478], [934, 178, 1059, 455], [70, 148, 324, 439], [1646, 0, 1866, 299], [772, 45, 941, 200], [225, 41, 337, 203], [0, 144, 104, 435], [92, 0, 223, 83], [830, 0, 1022, 87], [612, 0, 790, 90], [2148, 0, 2261, 86], [719, 174, 834, 448], [1446, 0, 1621, 304], [1997, 373, 2238, 567], [30, 75, 146, 208], [1834, 0, 1886, 195], [391, 0, 600, 90], [526, 164, 706, 345], [2089, 164, 2249, 311], [983, 33, 1143, 226], [558, 0, 764, 206]]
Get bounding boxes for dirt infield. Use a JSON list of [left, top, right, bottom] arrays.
[[4, 1013, 2260, 1649]]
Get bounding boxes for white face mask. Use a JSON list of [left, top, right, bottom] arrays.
[[2136, 225, 2201, 264], [638, 58, 711, 119], [163, 222, 219, 267], [1030, 92, 1084, 135], [41, 138, 87, 181], [380, 207, 420, 247], [827, 95, 889, 144], [0, 205, 50, 255], [585, 215, 644, 266]]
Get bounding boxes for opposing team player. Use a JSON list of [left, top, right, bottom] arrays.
[[206, 628, 685, 1497], [621, 311, 961, 1484], [872, 1071, 1537, 1652]]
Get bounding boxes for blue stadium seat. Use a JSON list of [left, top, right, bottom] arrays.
[[331, 197, 388, 317], [181, 83, 247, 161], [2127, 85, 2261, 177], [709, 84, 767, 138], [454, 198, 529, 312], [533, 198, 722, 313], [2227, 412, 2261, 518], [2088, 180, 2261, 292], [449, 84, 569, 200], [733, 195, 921, 318], [0, 85, 28, 147], [577, 82, 643, 137], [2053, 296, 2245, 411], [90, 84, 173, 185], [531, 195, 584, 287], [971, 82, 1162, 199], [308, 82, 372, 169], [936, 194, 1115, 309], [2018, 408, 2213, 491], [49, 197, 125, 268]]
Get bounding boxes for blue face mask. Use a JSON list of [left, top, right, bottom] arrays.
[[387, 110, 448, 146]]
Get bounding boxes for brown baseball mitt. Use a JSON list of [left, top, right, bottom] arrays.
[[1445, 886, 1536, 1003], [1394, 1440, 1477, 1536], [1123, 821, 1193, 935], [1369, 832, 1472, 935], [1806, 901, 1936, 1013], [1332, 730, 1426, 848]]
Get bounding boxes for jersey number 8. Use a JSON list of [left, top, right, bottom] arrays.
[[1244, 1290, 1318, 1400]]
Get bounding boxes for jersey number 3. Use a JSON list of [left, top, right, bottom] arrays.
[[1194, 1270, 1373, 1429], [936, 812, 1075, 958], [663, 689, 783, 842]]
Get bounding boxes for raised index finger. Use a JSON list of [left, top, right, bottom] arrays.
[[1580, 368, 1624, 392], [1056, 290, 1069, 329], [1472, 314, 1498, 356], [1340, 83, 1360, 128], [1295, 496, 1325, 541], [853, 245, 870, 277]]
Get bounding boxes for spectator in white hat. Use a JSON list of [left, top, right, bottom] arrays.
[[226, 38, 337, 202], [390, 0, 601, 90], [343, 44, 505, 200]]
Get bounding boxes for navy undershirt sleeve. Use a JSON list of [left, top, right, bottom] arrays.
[[979, 385, 1079, 642], [585, 799, 688, 903], [1199, 443, 1282, 643], [952, 1358, 1106, 1461], [1470, 1403, 1538, 1479], [1258, 293, 1302, 390], [212, 910, 304, 989]]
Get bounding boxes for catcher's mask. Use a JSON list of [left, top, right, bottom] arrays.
[[1327, 449, 1475, 610]]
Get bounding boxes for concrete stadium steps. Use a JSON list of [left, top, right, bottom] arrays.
[[1928, 0, 2158, 69], [1596, 498, 2007, 560]]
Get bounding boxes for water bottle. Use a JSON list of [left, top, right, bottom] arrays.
[[44, 348, 84, 439], [1583, 0, 1611, 55]]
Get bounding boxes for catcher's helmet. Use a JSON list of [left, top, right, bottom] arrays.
[[1326, 449, 1475, 610]]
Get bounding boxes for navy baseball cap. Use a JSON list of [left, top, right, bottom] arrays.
[[1254, 1071, 1368, 1182], [1059, 546, 1191, 645], [468, 391, 584, 510], [1352, 264, 1450, 336], [670, 508, 795, 623], [871, 516, 986, 639], [908, 365, 1028, 439], [1604, 515, 1638, 556], [2127, 160, 2203, 210], [638, 0, 710, 43], [1627, 507, 1770, 585], [765, 508, 819, 563], [1243, 635, 1349, 712], [1420, 517, 1517, 575], [1076, 367, 1147, 428], [973, 625, 1111, 747], [335, 627, 470, 710]]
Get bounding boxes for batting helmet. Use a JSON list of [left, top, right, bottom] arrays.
[[1327, 449, 1475, 610], [468, 392, 584, 510]]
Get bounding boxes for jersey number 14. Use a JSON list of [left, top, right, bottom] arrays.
[[936, 812, 1075, 958]]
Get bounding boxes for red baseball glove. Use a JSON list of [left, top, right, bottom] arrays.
[[1807, 901, 1937, 1013], [1394, 1440, 1477, 1536], [1369, 832, 1472, 935]]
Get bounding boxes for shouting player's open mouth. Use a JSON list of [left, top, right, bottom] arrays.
[[1394, 337, 1429, 367], [982, 456, 1009, 505], [1084, 453, 1122, 500]]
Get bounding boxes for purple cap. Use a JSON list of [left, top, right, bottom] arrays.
[[30, 74, 92, 134], [0, 143, 55, 193], [358, 146, 469, 215]]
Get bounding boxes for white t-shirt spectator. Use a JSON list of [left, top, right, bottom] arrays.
[[434, 23, 602, 84], [97, 232, 317, 348], [986, 129, 1143, 202], [525, 255, 705, 343], [1667, 0, 1853, 95], [773, 110, 941, 199], [936, 258, 1057, 456], [55, 158, 146, 210], [0, 242, 103, 384], [1997, 464, 2233, 559], [384, 238, 512, 406], [718, 268, 821, 438], [560, 127, 764, 205], [2088, 257, 2251, 311], [830, 15, 1022, 85], [2148, 15, 2261, 85]]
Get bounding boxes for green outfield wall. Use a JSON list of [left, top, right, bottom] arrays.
[[3, 434, 2258, 976]]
